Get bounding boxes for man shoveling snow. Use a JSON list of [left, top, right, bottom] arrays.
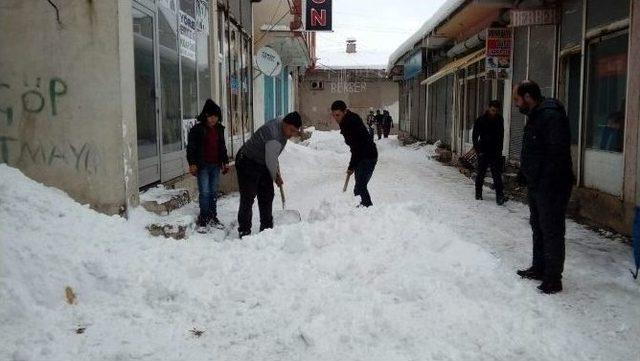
[[331, 100, 378, 207], [235, 112, 302, 238]]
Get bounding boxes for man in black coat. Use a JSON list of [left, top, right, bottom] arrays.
[[382, 110, 393, 138], [331, 100, 378, 207], [374, 109, 384, 140], [187, 99, 230, 232], [514, 80, 573, 295], [472, 100, 505, 205]]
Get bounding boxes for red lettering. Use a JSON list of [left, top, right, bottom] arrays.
[[311, 8, 326, 27]]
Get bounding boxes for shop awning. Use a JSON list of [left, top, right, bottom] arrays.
[[421, 49, 485, 85]]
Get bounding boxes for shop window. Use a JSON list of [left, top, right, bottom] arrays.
[[180, 0, 198, 119], [561, 0, 583, 48], [586, 33, 628, 152], [586, 0, 629, 30], [159, 4, 182, 154], [560, 53, 582, 145]]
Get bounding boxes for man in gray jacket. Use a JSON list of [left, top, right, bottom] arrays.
[[235, 112, 302, 238]]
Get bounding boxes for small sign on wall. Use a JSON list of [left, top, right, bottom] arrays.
[[510, 8, 559, 27]]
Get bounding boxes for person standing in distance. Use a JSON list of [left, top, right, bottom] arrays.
[[472, 100, 506, 205]]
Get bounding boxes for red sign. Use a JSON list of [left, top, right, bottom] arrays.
[[486, 28, 513, 80], [305, 0, 332, 32]]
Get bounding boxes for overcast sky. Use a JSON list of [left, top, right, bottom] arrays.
[[316, 0, 449, 68]]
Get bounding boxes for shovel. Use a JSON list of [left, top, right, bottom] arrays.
[[342, 173, 352, 193], [273, 184, 302, 225]]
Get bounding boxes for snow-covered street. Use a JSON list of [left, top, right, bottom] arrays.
[[1, 131, 639, 361]]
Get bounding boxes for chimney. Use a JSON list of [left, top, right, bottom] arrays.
[[346, 38, 356, 53]]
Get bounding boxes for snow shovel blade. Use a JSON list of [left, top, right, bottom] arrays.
[[274, 209, 302, 225], [275, 185, 301, 225]]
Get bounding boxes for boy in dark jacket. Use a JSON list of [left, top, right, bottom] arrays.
[[472, 100, 505, 204], [331, 100, 378, 207], [513, 80, 573, 295], [187, 99, 230, 232]]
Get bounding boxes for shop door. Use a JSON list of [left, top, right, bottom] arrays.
[[583, 33, 628, 196], [132, 4, 161, 186]]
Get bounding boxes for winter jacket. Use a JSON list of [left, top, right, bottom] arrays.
[[520, 98, 573, 191], [187, 122, 229, 168], [472, 113, 504, 156], [375, 113, 384, 126], [383, 114, 393, 127], [238, 118, 288, 181], [339, 110, 378, 170]]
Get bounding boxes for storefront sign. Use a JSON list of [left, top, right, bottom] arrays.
[[256, 47, 282, 77], [179, 11, 196, 61], [305, 0, 332, 31], [510, 8, 559, 27], [404, 48, 423, 80], [330, 81, 367, 94], [485, 28, 513, 80]]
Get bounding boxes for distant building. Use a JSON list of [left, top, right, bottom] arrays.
[[299, 66, 399, 130]]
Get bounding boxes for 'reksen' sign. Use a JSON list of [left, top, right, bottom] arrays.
[[305, 0, 332, 32]]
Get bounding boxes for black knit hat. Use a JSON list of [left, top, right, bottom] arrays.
[[198, 99, 222, 122], [283, 111, 302, 129]]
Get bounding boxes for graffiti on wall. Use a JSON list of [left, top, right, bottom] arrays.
[[0, 76, 103, 174]]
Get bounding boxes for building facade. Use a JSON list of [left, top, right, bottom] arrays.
[[0, 0, 258, 215], [251, 0, 315, 129], [388, 0, 640, 235], [299, 67, 399, 130]]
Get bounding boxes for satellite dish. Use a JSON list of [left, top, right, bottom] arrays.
[[256, 47, 282, 77]]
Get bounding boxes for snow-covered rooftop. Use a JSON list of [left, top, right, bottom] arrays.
[[316, 49, 387, 70], [387, 0, 466, 70]]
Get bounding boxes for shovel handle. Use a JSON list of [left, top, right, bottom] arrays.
[[343, 173, 352, 193], [279, 184, 286, 210]]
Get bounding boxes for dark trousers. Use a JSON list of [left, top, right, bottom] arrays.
[[376, 125, 383, 139], [383, 125, 391, 138], [528, 185, 572, 281], [197, 163, 221, 221], [475, 154, 504, 198], [354, 158, 377, 207], [236, 154, 275, 234]]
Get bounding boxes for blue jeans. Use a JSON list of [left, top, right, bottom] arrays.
[[197, 164, 221, 221], [354, 158, 377, 207]]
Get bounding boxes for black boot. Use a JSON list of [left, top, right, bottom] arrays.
[[538, 279, 563, 294], [517, 267, 544, 281], [475, 189, 483, 200], [496, 195, 508, 206]]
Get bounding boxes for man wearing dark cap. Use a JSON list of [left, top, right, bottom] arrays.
[[235, 112, 302, 238], [331, 100, 378, 207], [513, 80, 573, 295]]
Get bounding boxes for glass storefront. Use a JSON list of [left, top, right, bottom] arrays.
[[132, 0, 214, 186], [585, 33, 628, 153]]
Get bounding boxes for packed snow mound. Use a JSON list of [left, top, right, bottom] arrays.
[[1, 131, 639, 361]]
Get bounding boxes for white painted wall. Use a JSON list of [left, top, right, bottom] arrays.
[[253, 71, 266, 129]]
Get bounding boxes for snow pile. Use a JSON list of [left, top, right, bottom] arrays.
[[1, 131, 640, 361]]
